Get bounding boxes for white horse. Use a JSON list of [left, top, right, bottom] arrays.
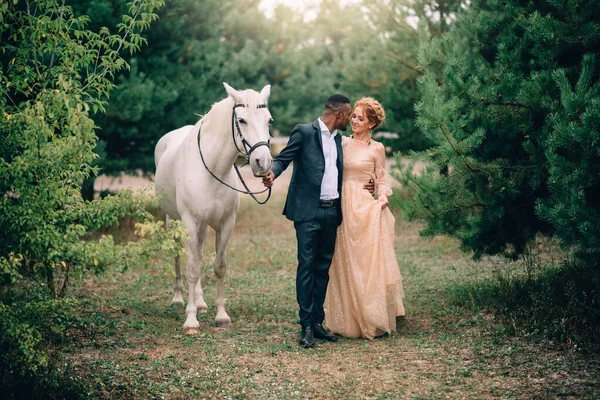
[[154, 83, 273, 332]]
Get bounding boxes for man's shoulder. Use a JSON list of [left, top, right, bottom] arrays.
[[293, 120, 318, 134]]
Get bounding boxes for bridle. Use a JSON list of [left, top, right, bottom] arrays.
[[197, 103, 272, 204], [231, 103, 271, 157]]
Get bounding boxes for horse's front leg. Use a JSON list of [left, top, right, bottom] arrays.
[[214, 214, 236, 327], [183, 218, 209, 334]]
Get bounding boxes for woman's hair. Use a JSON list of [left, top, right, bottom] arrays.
[[353, 97, 386, 130]]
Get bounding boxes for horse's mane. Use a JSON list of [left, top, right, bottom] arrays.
[[197, 88, 265, 137]]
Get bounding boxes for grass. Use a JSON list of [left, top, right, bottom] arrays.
[[61, 190, 600, 399]]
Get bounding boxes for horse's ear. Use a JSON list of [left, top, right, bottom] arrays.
[[223, 82, 242, 103], [260, 84, 271, 103]]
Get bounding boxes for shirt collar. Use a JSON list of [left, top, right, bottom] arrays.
[[318, 118, 338, 137]]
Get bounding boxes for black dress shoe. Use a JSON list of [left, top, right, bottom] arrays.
[[313, 323, 339, 342], [299, 325, 315, 348]]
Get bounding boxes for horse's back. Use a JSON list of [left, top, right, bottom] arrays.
[[155, 125, 194, 167]]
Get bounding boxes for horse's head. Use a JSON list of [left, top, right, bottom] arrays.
[[224, 83, 273, 177]]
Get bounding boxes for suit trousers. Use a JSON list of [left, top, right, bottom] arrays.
[[294, 204, 340, 327]]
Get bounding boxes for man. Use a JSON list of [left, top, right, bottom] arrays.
[[263, 94, 369, 348]]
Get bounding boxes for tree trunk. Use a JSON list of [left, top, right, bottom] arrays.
[[81, 176, 96, 201]]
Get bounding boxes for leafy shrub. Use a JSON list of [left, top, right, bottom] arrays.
[[448, 257, 600, 349], [0, 285, 90, 399], [0, 1, 189, 397]]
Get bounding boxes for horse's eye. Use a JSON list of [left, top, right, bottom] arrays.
[[239, 118, 246, 124]]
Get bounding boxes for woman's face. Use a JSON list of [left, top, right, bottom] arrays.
[[351, 106, 374, 136]]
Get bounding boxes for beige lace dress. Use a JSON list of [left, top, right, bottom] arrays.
[[325, 136, 405, 339]]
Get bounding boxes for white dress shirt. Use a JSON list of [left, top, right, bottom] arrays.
[[318, 118, 339, 201]]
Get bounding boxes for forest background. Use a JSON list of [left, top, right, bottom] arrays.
[[81, 0, 433, 193], [1, 0, 599, 398]]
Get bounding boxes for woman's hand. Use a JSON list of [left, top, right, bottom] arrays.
[[378, 194, 389, 209], [363, 178, 375, 196]]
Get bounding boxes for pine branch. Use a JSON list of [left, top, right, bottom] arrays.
[[383, 52, 419, 73], [434, 202, 486, 218], [437, 123, 481, 174], [490, 44, 521, 87], [482, 100, 529, 108], [400, 172, 438, 218], [404, 170, 485, 223]]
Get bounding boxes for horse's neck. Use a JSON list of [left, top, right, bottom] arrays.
[[191, 104, 239, 175]]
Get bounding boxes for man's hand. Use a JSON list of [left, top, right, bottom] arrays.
[[262, 170, 275, 188], [378, 194, 389, 209], [363, 178, 375, 196]]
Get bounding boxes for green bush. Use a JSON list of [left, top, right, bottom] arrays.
[[0, 1, 187, 397], [0, 285, 90, 399], [448, 258, 600, 349]]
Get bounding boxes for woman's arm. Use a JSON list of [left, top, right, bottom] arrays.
[[374, 143, 392, 209]]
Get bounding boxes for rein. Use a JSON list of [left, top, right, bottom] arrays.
[[197, 103, 272, 205]]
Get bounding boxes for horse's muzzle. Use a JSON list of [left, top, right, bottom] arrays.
[[250, 155, 272, 178]]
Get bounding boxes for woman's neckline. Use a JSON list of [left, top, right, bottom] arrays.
[[351, 135, 371, 145]]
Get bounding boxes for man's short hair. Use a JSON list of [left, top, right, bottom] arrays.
[[325, 94, 350, 112]]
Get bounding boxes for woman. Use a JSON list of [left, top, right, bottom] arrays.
[[324, 97, 405, 339]]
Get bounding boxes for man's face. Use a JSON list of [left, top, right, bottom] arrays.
[[335, 103, 352, 131]]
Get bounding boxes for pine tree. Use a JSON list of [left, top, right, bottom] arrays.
[[537, 54, 600, 265], [396, 0, 600, 265], [337, 0, 464, 152]]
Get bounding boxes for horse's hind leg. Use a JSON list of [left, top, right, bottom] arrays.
[[167, 215, 184, 306], [214, 214, 235, 327], [171, 254, 185, 306], [182, 217, 209, 334]]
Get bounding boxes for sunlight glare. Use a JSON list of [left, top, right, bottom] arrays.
[[260, 0, 359, 20], [259, 0, 319, 19]]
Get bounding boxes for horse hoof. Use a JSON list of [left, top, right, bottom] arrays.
[[215, 320, 230, 328], [170, 300, 184, 307], [184, 328, 200, 335]]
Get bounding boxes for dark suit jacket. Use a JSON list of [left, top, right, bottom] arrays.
[[272, 119, 343, 224]]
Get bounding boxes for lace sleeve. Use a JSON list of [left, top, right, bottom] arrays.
[[374, 142, 393, 197]]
